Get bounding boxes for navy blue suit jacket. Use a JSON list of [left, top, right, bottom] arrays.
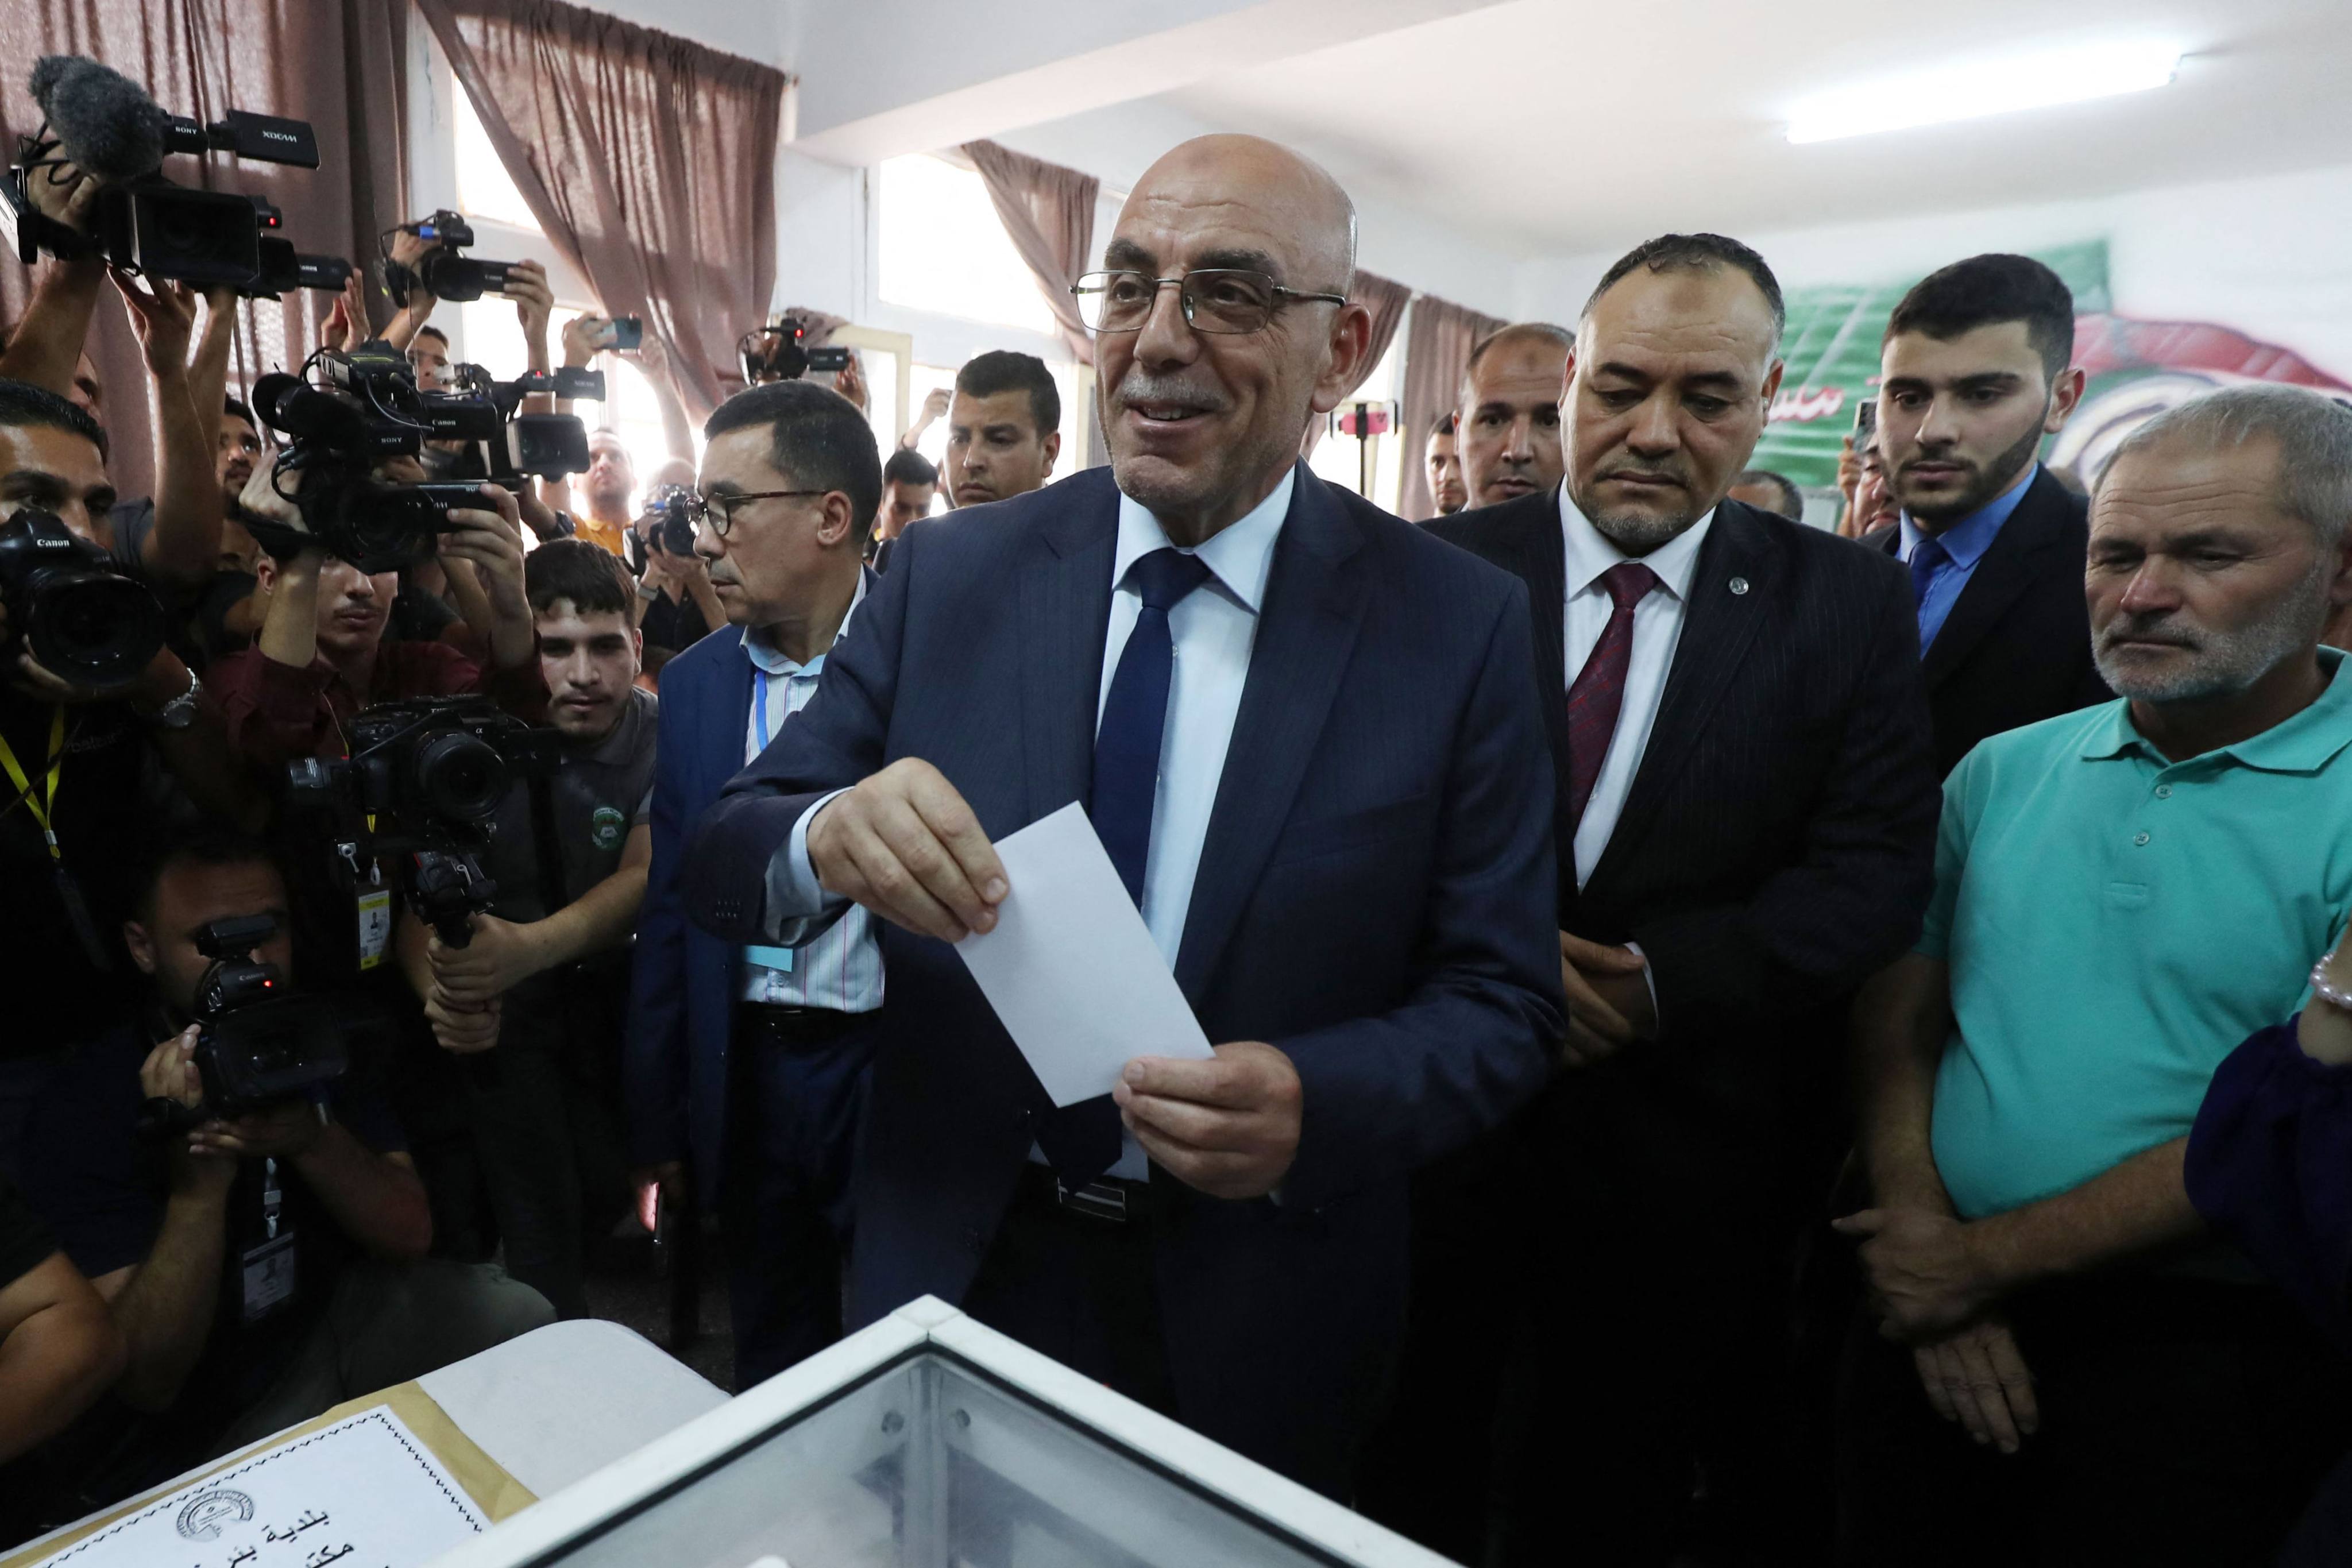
[[624, 573, 875, 1200], [682, 463, 1563, 1489]]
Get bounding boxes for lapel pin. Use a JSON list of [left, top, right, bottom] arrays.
[[1729, 576, 1749, 596]]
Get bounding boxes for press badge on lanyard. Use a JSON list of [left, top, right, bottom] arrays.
[[241, 1158, 298, 1322]]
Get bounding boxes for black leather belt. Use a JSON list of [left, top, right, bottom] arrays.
[[735, 1002, 862, 1049], [1018, 1161, 1160, 1225]]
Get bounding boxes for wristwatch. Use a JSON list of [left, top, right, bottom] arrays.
[[145, 662, 202, 729], [636, 578, 662, 601]]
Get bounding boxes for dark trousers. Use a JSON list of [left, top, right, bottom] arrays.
[[723, 1007, 868, 1391], [1835, 1276, 2352, 1567], [960, 1169, 1177, 1418], [1355, 1137, 1520, 1562], [464, 977, 631, 1320]]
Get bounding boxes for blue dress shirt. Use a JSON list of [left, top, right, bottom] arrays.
[[1898, 464, 2037, 651]]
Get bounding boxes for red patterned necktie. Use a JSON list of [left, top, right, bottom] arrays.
[[1566, 561, 1660, 828]]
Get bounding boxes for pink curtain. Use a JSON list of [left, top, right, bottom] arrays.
[[416, 0, 783, 450], [960, 139, 1098, 366], [1302, 268, 1412, 460], [1397, 292, 1507, 520], [0, 0, 408, 499]]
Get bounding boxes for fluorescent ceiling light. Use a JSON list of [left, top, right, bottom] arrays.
[[1786, 40, 2181, 144]]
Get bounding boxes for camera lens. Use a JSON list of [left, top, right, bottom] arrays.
[[25, 569, 167, 688], [412, 731, 509, 822]]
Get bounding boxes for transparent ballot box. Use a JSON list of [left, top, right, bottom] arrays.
[[432, 1296, 1455, 1568]]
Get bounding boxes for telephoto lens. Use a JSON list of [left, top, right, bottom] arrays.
[[0, 507, 167, 689]]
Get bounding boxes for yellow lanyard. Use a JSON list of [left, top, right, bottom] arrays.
[[0, 706, 67, 862]]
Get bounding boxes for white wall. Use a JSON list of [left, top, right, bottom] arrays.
[[996, 101, 1520, 317], [1513, 161, 2352, 384]]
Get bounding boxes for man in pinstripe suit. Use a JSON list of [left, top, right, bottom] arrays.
[[1419, 234, 1941, 1563], [624, 380, 882, 1389]]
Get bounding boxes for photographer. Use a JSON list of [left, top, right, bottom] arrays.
[[400, 540, 655, 1318], [10, 827, 551, 1518], [0, 157, 226, 590], [1, 379, 256, 1164], [632, 457, 721, 679], [204, 480, 543, 775]]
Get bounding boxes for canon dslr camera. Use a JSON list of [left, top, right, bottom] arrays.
[[0, 507, 166, 690]]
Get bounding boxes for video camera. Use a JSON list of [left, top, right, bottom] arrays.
[[251, 343, 605, 572], [380, 210, 516, 304], [286, 697, 559, 947], [134, 914, 352, 1137], [0, 56, 352, 300], [739, 318, 850, 387], [641, 482, 697, 556], [0, 507, 167, 690]]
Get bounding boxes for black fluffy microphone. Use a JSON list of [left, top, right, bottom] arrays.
[[27, 55, 168, 183]]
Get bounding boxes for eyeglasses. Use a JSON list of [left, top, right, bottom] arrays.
[[690, 488, 828, 538], [1071, 269, 1349, 336]]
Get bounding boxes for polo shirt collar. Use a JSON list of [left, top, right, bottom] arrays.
[[742, 568, 868, 677], [1899, 462, 2037, 569], [2081, 647, 2352, 774], [1558, 480, 1713, 604], [1114, 465, 1293, 614]]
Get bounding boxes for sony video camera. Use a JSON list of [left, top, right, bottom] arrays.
[[134, 914, 352, 1137], [640, 481, 697, 557], [285, 696, 559, 945], [251, 343, 604, 572], [0, 56, 351, 300], [380, 210, 516, 304], [739, 318, 850, 387], [0, 507, 166, 690]]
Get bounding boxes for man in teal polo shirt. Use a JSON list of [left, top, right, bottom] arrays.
[[1836, 384, 2352, 1566]]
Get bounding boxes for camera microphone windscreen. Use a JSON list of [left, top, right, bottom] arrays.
[[28, 55, 168, 184]]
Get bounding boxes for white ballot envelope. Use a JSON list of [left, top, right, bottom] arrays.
[[955, 802, 1214, 1106]]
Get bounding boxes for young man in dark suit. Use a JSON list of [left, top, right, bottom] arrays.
[[1864, 253, 2111, 775], [681, 134, 1563, 1495], [623, 381, 881, 1388], [1420, 234, 1941, 1564]]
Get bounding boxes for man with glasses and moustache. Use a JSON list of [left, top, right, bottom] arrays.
[[624, 381, 882, 1387], [681, 134, 1560, 1493]]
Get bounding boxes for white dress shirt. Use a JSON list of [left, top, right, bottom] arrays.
[[769, 472, 1295, 1178], [1561, 482, 1714, 887], [742, 571, 883, 1011]]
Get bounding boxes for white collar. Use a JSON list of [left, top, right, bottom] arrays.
[[1558, 480, 1713, 604], [741, 566, 868, 675], [1113, 466, 1295, 614]]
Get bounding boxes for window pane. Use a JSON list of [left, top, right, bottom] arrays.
[[453, 89, 540, 230], [879, 156, 1059, 337]]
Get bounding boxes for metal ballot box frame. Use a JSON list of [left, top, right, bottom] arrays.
[[429, 1295, 1458, 1568]]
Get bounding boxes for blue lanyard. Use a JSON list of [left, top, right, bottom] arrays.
[[751, 654, 825, 754]]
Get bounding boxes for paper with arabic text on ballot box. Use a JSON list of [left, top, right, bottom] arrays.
[[24, 1405, 486, 1568], [955, 802, 1214, 1106]]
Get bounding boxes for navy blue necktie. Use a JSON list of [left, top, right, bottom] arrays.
[[1033, 547, 1212, 1187]]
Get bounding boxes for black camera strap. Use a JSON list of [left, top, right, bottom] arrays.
[[0, 705, 111, 970]]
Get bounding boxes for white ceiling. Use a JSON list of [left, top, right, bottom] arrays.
[[1152, 0, 2352, 258]]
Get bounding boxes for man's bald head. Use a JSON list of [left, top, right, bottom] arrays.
[[1095, 134, 1372, 545], [1125, 135, 1357, 296]]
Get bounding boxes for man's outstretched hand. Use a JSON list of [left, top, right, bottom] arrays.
[[806, 758, 1007, 942]]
